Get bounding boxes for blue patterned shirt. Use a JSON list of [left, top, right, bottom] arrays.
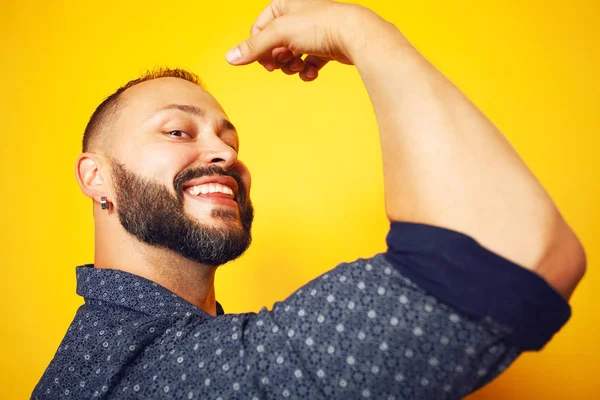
[[32, 222, 570, 399]]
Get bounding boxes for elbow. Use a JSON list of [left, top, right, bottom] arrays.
[[568, 235, 587, 289], [536, 220, 587, 300]]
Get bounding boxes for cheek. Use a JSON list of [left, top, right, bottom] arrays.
[[235, 160, 252, 194], [125, 142, 198, 181]]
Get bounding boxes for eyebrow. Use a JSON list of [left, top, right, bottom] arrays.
[[157, 103, 237, 132]]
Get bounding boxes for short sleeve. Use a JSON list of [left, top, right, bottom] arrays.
[[385, 221, 571, 350]]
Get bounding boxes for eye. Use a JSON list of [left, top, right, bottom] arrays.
[[167, 130, 191, 138]]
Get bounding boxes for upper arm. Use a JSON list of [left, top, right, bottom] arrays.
[[238, 257, 517, 399], [234, 222, 572, 398]]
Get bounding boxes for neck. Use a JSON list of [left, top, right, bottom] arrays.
[[93, 214, 219, 316]]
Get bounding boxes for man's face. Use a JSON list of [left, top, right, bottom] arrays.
[[105, 77, 253, 266]]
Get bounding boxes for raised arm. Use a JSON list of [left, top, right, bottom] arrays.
[[225, 0, 586, 298], [345, 10, 586, 299]]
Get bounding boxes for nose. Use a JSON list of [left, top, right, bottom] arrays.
[[197, 136, 238, 170]]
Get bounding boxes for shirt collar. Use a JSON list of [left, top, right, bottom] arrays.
[[76, 264, 225, 318]]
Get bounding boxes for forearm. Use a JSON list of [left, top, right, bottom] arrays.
[[226, 0, 585, 298], [346, 10, 585, 290]]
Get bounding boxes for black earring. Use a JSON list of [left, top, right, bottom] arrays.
[[100, 196, 108, 210]]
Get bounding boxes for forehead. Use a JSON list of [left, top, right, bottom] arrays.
[[119, 77, 226, 120]]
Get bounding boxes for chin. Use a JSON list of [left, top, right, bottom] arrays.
[[187, 208, 239, 227]]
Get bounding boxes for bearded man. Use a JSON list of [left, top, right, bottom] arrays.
[[32, 0, 586, 399]]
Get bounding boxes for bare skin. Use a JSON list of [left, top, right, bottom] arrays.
[[76, 78, 250, 317], [75, 0, 585, 319], [226, 0, 586, 298]]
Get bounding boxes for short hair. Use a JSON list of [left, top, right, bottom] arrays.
[[82, 68, 204, 152]]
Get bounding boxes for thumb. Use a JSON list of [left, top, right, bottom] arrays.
[[226, 20, 289, 66]]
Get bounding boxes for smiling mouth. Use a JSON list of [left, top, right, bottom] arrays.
[[187, 182, 234, 197], [181, 176, 241, 210], [184, 190, 238, 208]]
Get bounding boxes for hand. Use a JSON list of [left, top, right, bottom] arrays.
[[225, 0, 379, 81]]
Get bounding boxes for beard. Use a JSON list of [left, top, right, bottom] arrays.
[[110, 160, 253, 267]]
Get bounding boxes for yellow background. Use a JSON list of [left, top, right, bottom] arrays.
[[1, 0, 598, 398]]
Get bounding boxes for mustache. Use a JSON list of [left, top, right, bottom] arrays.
[[173, 165, 246, 202]]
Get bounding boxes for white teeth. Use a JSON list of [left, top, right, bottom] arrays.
[[188, 183, 234, 197]]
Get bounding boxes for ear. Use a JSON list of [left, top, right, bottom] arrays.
[[75, 153, 110, 205]]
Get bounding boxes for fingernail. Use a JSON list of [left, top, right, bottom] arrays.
[[226, 47, 243, 64], [306, 69, 317, 79]]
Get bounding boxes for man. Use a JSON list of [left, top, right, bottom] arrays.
[[32, 0, 586, 398]]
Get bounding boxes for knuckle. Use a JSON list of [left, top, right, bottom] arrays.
[[242, 38, 257, 55], [272, 0, 287, 17]]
